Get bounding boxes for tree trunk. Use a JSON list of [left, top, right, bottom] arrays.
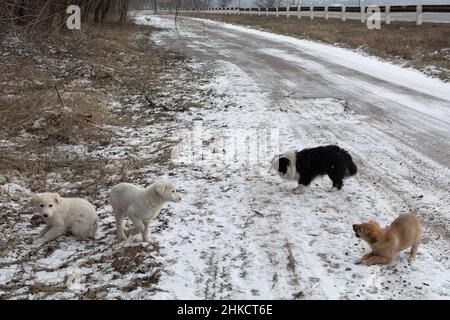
[[80, 0, 89, 23], [119, 0, 129, 22], [94, 0, 103, 22], [100, 0, 111, 22]]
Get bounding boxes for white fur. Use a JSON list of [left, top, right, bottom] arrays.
[[292, 185, 305, 194], [270, 149, 300, 181], [31, 193, 98, 245], [110, 179, 181, 242]]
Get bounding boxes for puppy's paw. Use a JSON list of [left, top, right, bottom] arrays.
[[354, 258, 366, 265], [292, 186, 305, 194], [328, 186, 338, 193], [142, 234, 151, 243], [408, 253, 417, 263]]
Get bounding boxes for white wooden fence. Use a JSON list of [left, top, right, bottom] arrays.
[[163, 5, 450, 25]]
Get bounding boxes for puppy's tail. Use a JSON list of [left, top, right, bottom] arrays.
[[348, 160, 358, 176]]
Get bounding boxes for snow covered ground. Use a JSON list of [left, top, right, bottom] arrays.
[[135, 15, 450, 299], [1, 15, 450, 299]]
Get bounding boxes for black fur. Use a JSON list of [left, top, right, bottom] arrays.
[[283, 145, 357, 190], [278, 157, 290, 174]]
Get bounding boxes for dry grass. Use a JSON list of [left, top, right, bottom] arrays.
[[0, 20, 213, 299], [1, 91, 109, 144], [0, 21, 189, 196], [194, 14, 450, 81]]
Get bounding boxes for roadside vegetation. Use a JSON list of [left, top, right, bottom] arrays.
[[0, 7, 213, 297]]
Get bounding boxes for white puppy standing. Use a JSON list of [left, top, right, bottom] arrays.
[[31, 193, 98, 245], [110, 179, 181, 242]]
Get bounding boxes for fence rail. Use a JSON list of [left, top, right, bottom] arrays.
[[162, 4, 450, 25]]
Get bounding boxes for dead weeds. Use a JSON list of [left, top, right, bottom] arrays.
[[0, 20, 192, 196], [0, 20, 211, 298]]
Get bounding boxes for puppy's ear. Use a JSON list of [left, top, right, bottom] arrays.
[[155, 181, 168, 195], [54, 193, 62, 204], [31, 194, 40, 206], [279, 157, 290, 166], [368, 231, 379, 244], [278, 157, 290, 174]]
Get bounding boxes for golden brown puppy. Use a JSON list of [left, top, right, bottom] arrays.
[[353, 213, 422, 265]]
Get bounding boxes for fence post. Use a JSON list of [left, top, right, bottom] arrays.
[[386, 5, 391, 24], [325, 6, 329, 19], [276, 7, 279, 18], [266, 7, 269, 16], [342, 6, 346, 21], [361, 6, 365, 22], [310, 6, 314, 19], [416, 5, 423, 25], [287, 5, 290, 18]]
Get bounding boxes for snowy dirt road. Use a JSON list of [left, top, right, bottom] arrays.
[[129, 16, 450, 299], [2, 15, 449, 300]]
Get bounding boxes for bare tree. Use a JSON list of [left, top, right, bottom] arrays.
[[254, 0, 284, 8], [94, 0, 112, 23], [118, 0, 129, 22], [218, 0, 232, 8], [0, 0, 132, 29]]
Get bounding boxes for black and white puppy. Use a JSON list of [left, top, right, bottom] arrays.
[[270, 145, 357, 194]]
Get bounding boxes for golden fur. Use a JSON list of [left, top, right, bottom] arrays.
[[353, 213, 422, 265]]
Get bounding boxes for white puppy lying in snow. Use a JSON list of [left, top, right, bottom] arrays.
[[31, 193, 98, 245], [110, 179, 181, 242]]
